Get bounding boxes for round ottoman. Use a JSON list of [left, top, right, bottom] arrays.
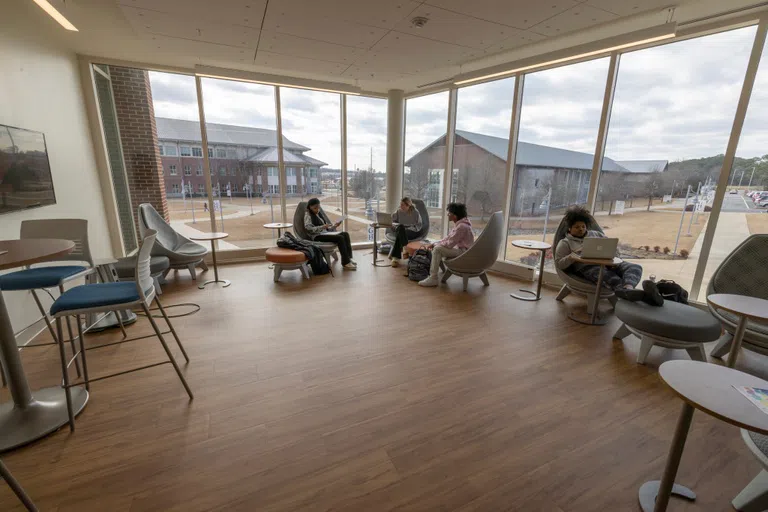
[[614, 299, 722, 364], [265, 248, 310, 282]]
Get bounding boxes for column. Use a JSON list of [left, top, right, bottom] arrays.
[[386, 89, 405, 213]]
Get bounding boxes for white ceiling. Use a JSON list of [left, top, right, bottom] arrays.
[[13, 0, 768, 93]]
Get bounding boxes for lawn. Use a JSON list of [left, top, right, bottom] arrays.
[[746, 211, 768, 235]]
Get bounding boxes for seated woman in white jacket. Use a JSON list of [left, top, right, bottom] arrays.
[[303, 197, 357, 270]]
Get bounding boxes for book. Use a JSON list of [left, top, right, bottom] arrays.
[[734, 386, 768, 415]]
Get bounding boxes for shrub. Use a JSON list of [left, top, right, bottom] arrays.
[[680, 249, 690, 258], [643, 245, 650, 251], [653, 245, 661, 253], [663, 246, 671, 254]]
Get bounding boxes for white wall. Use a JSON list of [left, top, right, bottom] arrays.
[[0, 23, 113, 341]]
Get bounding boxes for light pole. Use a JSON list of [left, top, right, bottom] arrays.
[[748, 165, 757, 189], [674, 185, 691, 254]]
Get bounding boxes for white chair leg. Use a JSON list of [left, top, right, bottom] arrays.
[[733, 469, 768, 512], [198, 260, 208, 272], [441, 269, 453, 283], [685, 344, 707, 362], [153, 276, 163, 295], [300, 263, 310, 280], [479, 272, 490, 286], [710, 332, 733, 359], [273, 265, 282, 283], [162, 267, 171, 280], [613, 323, 632, 341], [637, 336, 655, 364], [462, 276, 469, 291], [555, 284, 571, 301], [331, 251, 339, 262], [187, 263, 197, 280]]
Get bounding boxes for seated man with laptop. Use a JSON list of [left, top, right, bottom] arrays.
[[384, 197, 423, 267], [555, 206, 651, 301]]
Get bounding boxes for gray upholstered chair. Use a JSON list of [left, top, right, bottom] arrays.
[[732, 429, 768, 512], [553, 213, 618, 316], [384, 198, 431, 248], [137, 203, 208, 280], [708, 234, 768, 360], [441, 211, 504, 291], [292, 202, 339, 269]]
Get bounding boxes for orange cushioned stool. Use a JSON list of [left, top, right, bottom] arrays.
[[265, 248, 310, 282], [405, 241, 427, 258]]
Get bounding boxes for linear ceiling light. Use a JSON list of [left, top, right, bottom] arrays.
[[31, 0, 78, 31], [455, 23, 676, 86], [196, 73, 360, 96]]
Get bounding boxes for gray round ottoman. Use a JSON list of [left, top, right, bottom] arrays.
[[613, 299, 722, 364]]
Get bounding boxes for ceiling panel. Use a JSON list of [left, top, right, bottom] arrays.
[[259, 31, 364, 64], [120, 6, 260, 47], [254, 51, 349, 75], [341, 66, 415, 83], [262, 2, 388, 48], [491, 30, 548, 53], [531, 3, 618, 37], [261, 0, 422, 30], [392, 4, 514, 49], [150, 35, 254, 64], [117, 0, 268, 29], [423, 0, 581, 29], [584, 0, 675, 17], [357, 31, 478, 74]]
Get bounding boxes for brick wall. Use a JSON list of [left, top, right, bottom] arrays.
[[109, 66, 169, 233]]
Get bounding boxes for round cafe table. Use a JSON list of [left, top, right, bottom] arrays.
[[190, 232, 230, 289], [567, 256, 622, 325], [510, 240, 551, 301], [707, 293, 768, 368], [638, 360, 768, 511], [263, 223, 292, 238], [0, 238, 89, 452]]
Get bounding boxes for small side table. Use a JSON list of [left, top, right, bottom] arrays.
[[263, 222, 292, 238], [371, 223, 393, 267], [510, 240, 551, 301], [707, 293, 768, 368], [190, 232, 230, 289], [567, 256, 621, 325], [638, 360, 768, 511]]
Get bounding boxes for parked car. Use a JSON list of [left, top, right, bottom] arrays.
[[729, 190, 738, 194], [759, 199, 768, 208]]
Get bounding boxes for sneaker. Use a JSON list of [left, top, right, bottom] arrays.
[[418, 275, 439, 287], [642, 280, 664, 306], [349, 259, 358, 266], [615, 288, 644, 302], [391, 258, 400, 267], [343, 263, 357, 271]]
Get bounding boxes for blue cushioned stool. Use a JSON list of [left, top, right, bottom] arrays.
[[50, 230, 193, 432]]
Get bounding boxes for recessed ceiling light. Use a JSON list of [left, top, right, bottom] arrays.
[[30, 0, 78, 31]]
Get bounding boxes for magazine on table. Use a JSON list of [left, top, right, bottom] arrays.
[[734, 385, 768, 415]]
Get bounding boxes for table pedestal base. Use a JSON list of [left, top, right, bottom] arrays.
[[567, 307, 609, 325], [511, 289, 541, 301], [0, 386, 88, 452], [199, 279, 231, 289], [638, 480, 695, 512]]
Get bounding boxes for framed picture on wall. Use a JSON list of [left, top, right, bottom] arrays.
[[0, 124, 56, 215]]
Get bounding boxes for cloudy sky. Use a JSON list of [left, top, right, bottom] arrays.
[[149, 24, 768, 173]]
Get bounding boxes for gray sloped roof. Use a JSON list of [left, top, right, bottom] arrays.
[[615, 160, 669, 173], [247, 147, 327, 166], [155, 117, 309, 152]]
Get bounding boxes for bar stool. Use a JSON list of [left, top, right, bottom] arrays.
[[50, 230, 193, 431], [0, 458, 37, 511]]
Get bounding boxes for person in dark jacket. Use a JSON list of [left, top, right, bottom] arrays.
[[303, 198, 356, 270], [277, 232, 330, 275]]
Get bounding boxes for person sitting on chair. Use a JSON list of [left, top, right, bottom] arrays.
[[555, 205, 658, 302], [304, 198, 357, 270], [418, 203, 474, 287], [389, 197, 423, 267]]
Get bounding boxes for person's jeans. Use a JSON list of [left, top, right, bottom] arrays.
[[575, 261, 643, 290], [315, 232, 353, 265], [429, 245, 463, 278], [389, 225, 421, 259]]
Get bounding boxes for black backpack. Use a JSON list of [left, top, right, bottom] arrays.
[[408, 248, 432, 282], [656, 279, 689, 304]]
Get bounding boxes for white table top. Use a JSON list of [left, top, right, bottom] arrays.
[[707, 294, 768, 321], [660, 360, 768, 435], [263, 223, 293, 229], [512, 240, 551, 251]]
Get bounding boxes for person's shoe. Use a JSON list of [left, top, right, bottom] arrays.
[[343, 263, 357, 271], [615, 288, 644, 301], [418, 275, 439, 287], [391, 258, 400, 267], [349, 259, 358, 266], [642, 280, 664, 306]]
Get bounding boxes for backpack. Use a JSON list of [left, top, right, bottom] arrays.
[[656, 279, 689, 304], [408, 248, 432, 281]]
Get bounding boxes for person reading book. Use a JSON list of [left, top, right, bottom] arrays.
[[554, 205, 661, 304], [388, 197, 423, 267], [304, 197, 357, 270]]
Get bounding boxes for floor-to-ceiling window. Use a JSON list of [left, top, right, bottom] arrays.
[[597, 26, 756, 292], [346, 96, 387, 244], [697, 32, 768, 300], [197, 77, 278, 249], [403, 91, 449, 239], [279, 88, 343, 232], [505, 58, 609, 267], [452, 77, 516, 247]]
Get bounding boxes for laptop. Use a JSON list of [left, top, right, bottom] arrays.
[[581, 237, 618, 260], [375, 211, 394, 227]]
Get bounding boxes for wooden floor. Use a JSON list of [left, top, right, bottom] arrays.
[[1, 257, 765, 511]]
